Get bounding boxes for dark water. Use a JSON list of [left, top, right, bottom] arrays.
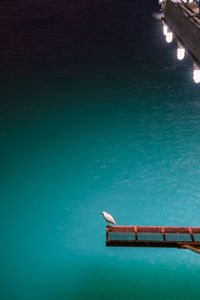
[[1, 1, 200, 299]]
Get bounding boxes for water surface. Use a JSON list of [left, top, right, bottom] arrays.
[[1, 0, 200, 299]]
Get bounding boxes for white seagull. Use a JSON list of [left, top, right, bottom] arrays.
[[101, 211, 116, 226]]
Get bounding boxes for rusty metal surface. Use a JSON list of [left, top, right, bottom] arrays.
[[106, 226, 200, 248], [106, 225, 200, 233]]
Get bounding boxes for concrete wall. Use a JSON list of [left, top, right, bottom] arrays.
[[164, 0, 200, 66]]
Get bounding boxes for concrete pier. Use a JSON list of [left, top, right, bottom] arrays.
[[163, 0, 200, 66]]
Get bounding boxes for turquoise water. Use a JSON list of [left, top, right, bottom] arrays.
[[1, 0, 200, 299]]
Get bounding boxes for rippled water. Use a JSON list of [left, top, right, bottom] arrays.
[[1, 0, 200, 299]]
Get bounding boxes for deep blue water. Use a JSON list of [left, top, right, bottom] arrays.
[[1, 0, 200, 299]]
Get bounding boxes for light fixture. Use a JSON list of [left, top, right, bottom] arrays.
[[163, 24, 168, 36], [166, 32, 173, 43], [193, 64, 200, 84], [177, 44, 185, 60]]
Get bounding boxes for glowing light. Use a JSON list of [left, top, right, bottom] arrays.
[[163, 25, 168, 36], [193, 69, 200, 84], [166, 32, 173, 43], [177, 47, 185, 60]]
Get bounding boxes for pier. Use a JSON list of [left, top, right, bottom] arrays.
[[160, 0, 200, 83], [106, 225, 200, 253]]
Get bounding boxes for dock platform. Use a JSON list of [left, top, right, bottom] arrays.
[[106, 226, 200, 251]]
